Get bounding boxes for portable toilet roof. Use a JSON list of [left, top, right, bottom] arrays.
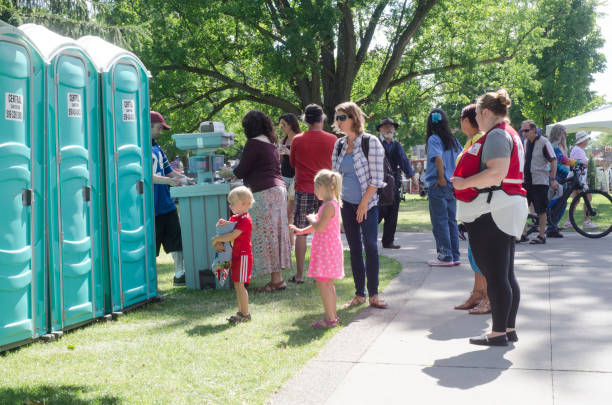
[[77, 36, 150, 77], [1, 20, 42, 55], [19, 23, 94, 63]]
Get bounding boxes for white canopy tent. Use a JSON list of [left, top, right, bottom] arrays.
[[545, 104, 612, 135]]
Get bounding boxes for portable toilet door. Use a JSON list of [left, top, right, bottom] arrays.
[[78, 36, 157, 311], [0, 22, 46, 351], [20, 24, 105, 331]]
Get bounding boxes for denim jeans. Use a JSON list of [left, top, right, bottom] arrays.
[[427, 184, 460, 262], [341, 202, 380, 297], [547, 183, 568, 232]]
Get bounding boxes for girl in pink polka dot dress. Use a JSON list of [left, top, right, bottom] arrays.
[[290, 169, 344, 328]]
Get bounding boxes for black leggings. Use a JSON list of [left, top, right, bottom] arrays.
[[465, 213, 520, 332]]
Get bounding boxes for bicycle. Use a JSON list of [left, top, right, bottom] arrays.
[[524, 163, 612, 238]]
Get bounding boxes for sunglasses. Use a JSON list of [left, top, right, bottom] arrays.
[[335, 114, 352, 121]]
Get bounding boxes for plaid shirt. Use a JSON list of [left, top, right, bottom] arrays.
[[332, 133, 385, 210]]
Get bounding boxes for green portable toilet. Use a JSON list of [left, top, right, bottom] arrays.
[[78, 36, 157, 311], [0, 21, 47, 351], [20, 24, 105, 331]]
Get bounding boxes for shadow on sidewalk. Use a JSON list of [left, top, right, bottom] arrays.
[[427, 313, 490, 340], [422, 347, 513, 389]]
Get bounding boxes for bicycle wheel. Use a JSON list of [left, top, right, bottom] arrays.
[[569, 190, 612, 238]]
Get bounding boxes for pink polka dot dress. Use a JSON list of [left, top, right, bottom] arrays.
[[308, 200, 344, 280]]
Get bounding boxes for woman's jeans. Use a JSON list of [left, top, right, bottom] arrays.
[[427, 184, 460, 262], [341, 202, 379, 297]]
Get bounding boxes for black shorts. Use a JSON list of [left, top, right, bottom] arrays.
[[294, 191, 321, 229], [525, 184, 549, 215], [155, 209, 183, 256]]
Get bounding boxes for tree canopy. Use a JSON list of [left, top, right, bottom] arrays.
[[1, 0, 607, 155]]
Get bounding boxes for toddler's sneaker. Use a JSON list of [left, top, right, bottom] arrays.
[[583, 220, 598, 229], [453, 260, 461, 266], [563, 220, 572, 228], [228, 312, 251, 324], [428, 258, 454, 267]]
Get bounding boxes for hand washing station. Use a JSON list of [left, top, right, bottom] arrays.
[[170, 122, 234, 289]]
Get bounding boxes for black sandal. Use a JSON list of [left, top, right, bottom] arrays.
[[529, 235, 546, 244], [517, 234, 529, 243], [288, 275, 304, 284]]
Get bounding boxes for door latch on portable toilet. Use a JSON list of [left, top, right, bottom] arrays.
[[136, 180, 144, 194], [82, 186, 91, 202], [21, 189, 33, 206]]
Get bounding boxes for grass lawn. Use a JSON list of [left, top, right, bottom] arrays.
[[0, 250, 401, 405], [393, 192, 612, 234], [392, 193, 432, 233]]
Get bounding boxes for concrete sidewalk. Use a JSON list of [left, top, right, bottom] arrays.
[[270, 232, 612, 405]]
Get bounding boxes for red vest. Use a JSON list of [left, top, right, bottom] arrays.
[[453, 122, 526, 202]]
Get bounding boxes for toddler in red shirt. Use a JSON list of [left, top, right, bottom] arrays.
[[212, 186, 254, 323]]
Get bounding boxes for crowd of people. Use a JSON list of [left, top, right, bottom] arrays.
[[151, 87, 591, 346]]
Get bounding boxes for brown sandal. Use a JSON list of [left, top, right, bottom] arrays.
[[468, 299, 491, 314], [343, 296, 366, 308], [257, 281, 287, 293], [454, 290, 484, 310], [369, 295, 388, 309]]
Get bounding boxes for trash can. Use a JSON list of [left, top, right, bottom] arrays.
[[0, 21, 47, 351], [78, 36, 157, 311], [20, 24, 105, 331]]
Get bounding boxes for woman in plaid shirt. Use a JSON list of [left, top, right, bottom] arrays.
[[332, 102, 388, 309]]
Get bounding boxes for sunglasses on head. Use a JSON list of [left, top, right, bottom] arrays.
[[335, 114, 352, 121]]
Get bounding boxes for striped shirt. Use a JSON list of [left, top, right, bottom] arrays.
[[332, 133, 385, 210]]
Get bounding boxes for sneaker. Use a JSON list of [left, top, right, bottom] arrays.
[[173, 274, 186, 286], [453, 260, 461, 266], [563, 220, 572, 228], [583, 220, 598, 229], [428, 259, 454, 267], [228, 312, 251, 323]]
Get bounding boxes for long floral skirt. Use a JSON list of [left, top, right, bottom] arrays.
[[251, 186, 292, 276]]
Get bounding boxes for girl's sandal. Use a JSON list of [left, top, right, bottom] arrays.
[[343, 296, 366, 308], [311, 317, 339, 329]]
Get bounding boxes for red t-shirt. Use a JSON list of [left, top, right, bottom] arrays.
[[290, 130, 337, 193], [229, 212, 252, 257]]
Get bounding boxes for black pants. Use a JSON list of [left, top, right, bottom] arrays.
[[378, 192, 400, 246], [464, 213, 520, 332]]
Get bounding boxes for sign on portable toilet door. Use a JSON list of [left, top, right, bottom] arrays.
[[67, 93, 82, 118], [122, 99, 135, 122], [5, 92, 23, 121]]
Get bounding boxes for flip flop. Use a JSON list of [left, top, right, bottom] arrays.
[[288, 275, 304, 284]]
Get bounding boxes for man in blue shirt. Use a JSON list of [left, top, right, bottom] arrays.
[[151, 111, 190, 286], [376, 117, 417, 249]]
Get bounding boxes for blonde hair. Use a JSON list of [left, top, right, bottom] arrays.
[[228, 186, 254, 207], [332, 101, 367, 135], [476, 88, 511, 117], [314, 169, 342, 206]]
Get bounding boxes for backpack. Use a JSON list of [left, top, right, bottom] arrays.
[[336, 134, 395, 206]]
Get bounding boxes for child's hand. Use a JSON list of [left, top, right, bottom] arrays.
[[289, 224, 301, 235], [211, 236, 219, 247], [306, 213, 317, 224], [214, 242, 225, 252], [216, 218, 228, 227]]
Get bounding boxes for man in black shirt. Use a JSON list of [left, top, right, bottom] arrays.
[[377, 117, 417, 249]]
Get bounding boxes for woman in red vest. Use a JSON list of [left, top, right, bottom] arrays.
[[451, 89, 528, 346]]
